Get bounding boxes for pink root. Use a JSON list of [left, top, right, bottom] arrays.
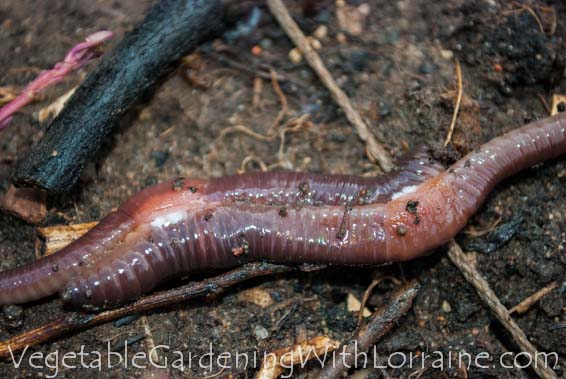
[[0, 30, 114, 131]]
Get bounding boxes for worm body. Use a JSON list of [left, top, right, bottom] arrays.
[[1, 114, 564, 308]]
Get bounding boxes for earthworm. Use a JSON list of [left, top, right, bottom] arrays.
[[0, 148, 442, 307], [1, 114, 565, 308]]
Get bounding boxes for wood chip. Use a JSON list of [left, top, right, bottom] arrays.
[[257, 336, 340, 379], [550, 94, 566, 116], [37, 87, 76, 124], [346, 293, 371, 317], [1, 185, 47, 224], [335, 0, 370, 36], [37, 221, 98, 256], [238, 287, 274, 308]]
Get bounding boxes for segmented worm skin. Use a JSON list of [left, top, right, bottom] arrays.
[[207, 145, 443, 206], [0, 147, 441, 307], [1, 114, 565, 309]]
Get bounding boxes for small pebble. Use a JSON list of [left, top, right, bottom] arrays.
[[336, 32, 347, 44], [251, 45, 262, 56], [441, 300, 452, 313], [254, 325, 269, 340], [308, 37, 322, 50], [288, 48, 303, 64], [440, 49, 454, 60], [313, 25, 328, 40], [259, 38, 272, 50]]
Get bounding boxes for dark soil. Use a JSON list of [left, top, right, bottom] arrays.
[[0, 0, 565, 378]]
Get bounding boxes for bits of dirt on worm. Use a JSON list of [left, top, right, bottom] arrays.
[[355, 188, 369, 205], [464, 159, 472, 168], [396, 224, 408, 236], [558, 102, 566, 113], [232, 240, 250, 257], [406, 200, 419, 214], [204, 212, 213, 221], [52, 264, 59, 272], [188, 186, 198, 193], [170, 238, 180, 248], [298, 181, 310, 195], [278, 207, 288, 217], [172, 177, 185, 191]]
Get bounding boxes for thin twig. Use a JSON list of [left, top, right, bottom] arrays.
[[504, 3, 545, 34], [357, 275, 401, 325], [269, 69, 288, 133], [238, 155, 268, 174], [0, 262, 324, 358], [444, 59, 463, 146], [315, 281, 420, 379], [447, 240, 557, 379], [509, 281, 558, 315], [217, 114, 312, 171], [266, 0, 393, 171]]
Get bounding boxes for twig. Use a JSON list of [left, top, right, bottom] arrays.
[[238, 155, 268, 174], [266, 0, 393, 171], [509, 281, 558, 315], [252, 76, 264, 110], [447, 240, 557, 379], [140, 316, 160, 365], [216, 114, 312, 171], [315, 281, 420, 379], [0, 262, 323, 358], [269, 69, 288, 133], [539, 5, 557, 35], [444, 59, 463, 147], [357, 275, 401, 325], [0, 31, 113, 130], [504, 3, 545, 34]]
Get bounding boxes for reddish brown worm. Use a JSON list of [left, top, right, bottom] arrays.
[[1, 114, 564, 309]]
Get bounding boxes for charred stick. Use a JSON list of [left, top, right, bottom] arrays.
[[13, 0, 223, 192]]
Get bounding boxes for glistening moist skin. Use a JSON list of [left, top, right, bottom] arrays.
[[0, 147, 443, 308], [1, 113, 565, 309]]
